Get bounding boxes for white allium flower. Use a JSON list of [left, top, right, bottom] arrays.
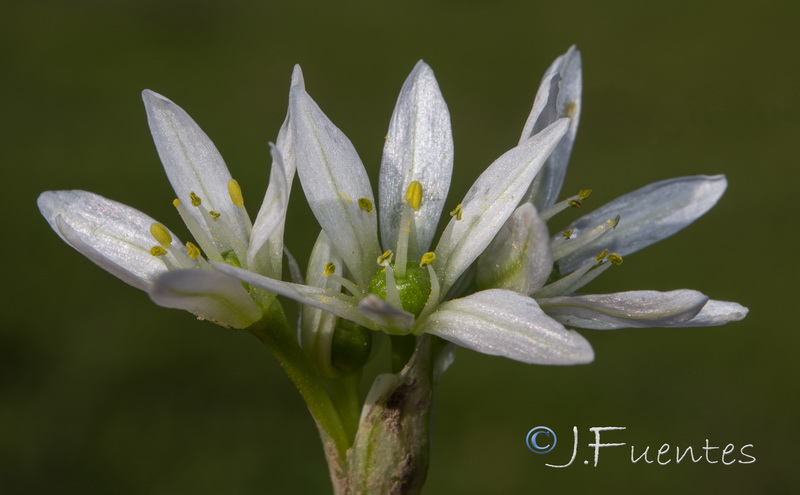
[[215, 59, 597, 366], [38, 89, 295, 329]]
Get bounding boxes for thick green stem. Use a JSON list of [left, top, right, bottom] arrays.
[[246, 301, 349, 458]]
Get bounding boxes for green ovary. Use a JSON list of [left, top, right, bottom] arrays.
[[367, 261, 431, 317]]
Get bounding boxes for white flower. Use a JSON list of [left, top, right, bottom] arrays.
[[214, 59, 596, 366], [38, 88, 296, 329], [475, 46, 748, 332]]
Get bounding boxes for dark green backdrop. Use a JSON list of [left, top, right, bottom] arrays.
[[3, 0, 796, 493]]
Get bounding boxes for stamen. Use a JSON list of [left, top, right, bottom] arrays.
[[450, 204, 463, 221], [540, 188, 594, 221], [358, 198, 373, 214], [552, 216, 619, 262], [420, 252, 436, 267], [150, 223, 172, 248], [173, 198, 222, 261], [561, 229, 574, 239], [227, 178, 253, 232], [377, 250, 394, 266], [192, 195, 249, 268], [323, 262, 336, 276], [150, 246, 168, 257], [228, 179, 245, 207], [149, 227, 198, 270], [190, 191, 202, 207], [186, 242, 202, 260], [149, 245, 180, 270], [536, 249, 622, 298], [405, 181, 423, 211]]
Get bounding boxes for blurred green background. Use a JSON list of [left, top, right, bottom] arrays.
[[3, 0, 797, 493]]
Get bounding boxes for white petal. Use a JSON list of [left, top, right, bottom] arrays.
[[416, 289, 594, 365], [435, 119, 569, 294], [289, 85, 380, 287], [379, 60, 453, 255], [258, 66, 305, 280], [211, 262, 378, 330], [142, 90, 249, 244], [668, 299, 748, 327], [149, 269, 262, 329], [301, 231, 342, 376], [476, 203, 553, 295], [247, 145, 289, 276], [538, 290, 709, 329], [523, 46, 582, 210], [38, 190, 177, 291], [358, 295, 414, 335], [557, 175, 728, 273]]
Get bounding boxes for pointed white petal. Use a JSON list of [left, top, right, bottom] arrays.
[[416, 289, 594, 365], [260, 66, 304, 280], [538, 290, 709, 329], [557, 175, 728, 273], [523, 46, 582, 210], [149, 269, 262, 329], [212, 262, 378, 330], [142, 90, 249, 244], [290, 86, 380, 287], [379, 60, 453, 254], [668, 299, 748, 327], [435, 119, 569, 294], [476, 203, 553, 295], [358, 295, 414, 335], [247, 145, 289, 276], [301, 231, 343, 376], [38, 190, 179, 291]]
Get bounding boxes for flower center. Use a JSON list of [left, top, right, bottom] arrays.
[[367, 260, 432, 317]]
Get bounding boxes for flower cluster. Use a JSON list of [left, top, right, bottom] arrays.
[[38, 47, 747, 371]]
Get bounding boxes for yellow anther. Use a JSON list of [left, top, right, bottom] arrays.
[[377, 250, 394, 266], [150, 246, 168, 257], [186, 242, 201, 260], [190, 192, 202, 207], [578, 189, 592, 199], [228, 179, 245, 207], [358, 198, 373, 214], [568, 199, 582, 208], [209, 211, 221, 220], [564, 101, 577, 119], [405, 181, 423, 211], [450, 204, 463, 221], [420, 252, 436, 267], [607, 253, 623, 265], [611, 215, 620, 228], [562, 229, 574, 239], [149, 223, 172, 248], [595, 249, 609, 262], [323, 262, 336, 276], [172, 198, 181, 207]]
